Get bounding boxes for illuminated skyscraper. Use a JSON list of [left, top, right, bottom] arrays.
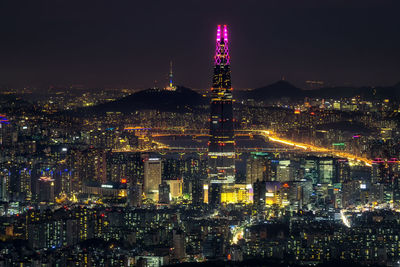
[[143, 157, 162, 202], [208, 25, 235, 204]]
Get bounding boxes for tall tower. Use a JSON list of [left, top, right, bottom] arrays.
[[208, 25, 235, 205], [166, 61, 176, 91]]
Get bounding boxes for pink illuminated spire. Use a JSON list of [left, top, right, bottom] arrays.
[[223, 25, 228, 42], [214, 24, 230, 66], [216, 25, 221, 42]]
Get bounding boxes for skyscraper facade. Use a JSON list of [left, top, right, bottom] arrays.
[[143, 157, 162, 201], [208, 25, 235, 204]]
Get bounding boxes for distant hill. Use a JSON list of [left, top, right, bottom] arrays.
[[315, 121, 375, 135], [247, 80, 303, 100], [242, 80, 400, 101], [0, 94, 35, 114], [81, 80, 400, 114], [90, 86, 207, 113], [306, 84, 400, 99]]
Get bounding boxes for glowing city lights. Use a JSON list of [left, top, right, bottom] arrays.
[[259, 130, 373, 166], [341, 210, 351, 228]]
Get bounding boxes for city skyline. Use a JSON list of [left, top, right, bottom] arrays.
[[1, 1, 400, 89], [1, 2, 400, 266]]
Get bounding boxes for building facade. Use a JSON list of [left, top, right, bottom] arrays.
[[208, 25, 235, 204]]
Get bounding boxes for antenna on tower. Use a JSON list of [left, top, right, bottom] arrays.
[[153, 80, 158, 90], [166, 60, 176, 91]]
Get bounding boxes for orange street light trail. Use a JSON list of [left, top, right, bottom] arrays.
[[258, 130, 373, 166]]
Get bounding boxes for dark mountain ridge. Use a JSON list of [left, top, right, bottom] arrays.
[[89, 86, 207, 113], [242, 80, 400, 101]]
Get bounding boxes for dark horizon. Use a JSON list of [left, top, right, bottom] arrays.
[[1, 0, 400, 90]]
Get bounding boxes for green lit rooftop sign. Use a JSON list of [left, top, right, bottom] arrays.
[[251, 152, 269, 156]]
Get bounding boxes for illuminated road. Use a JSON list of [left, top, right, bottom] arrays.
[[340, 210, 351, 228], [119, 128, 374, 166], [257, 130, 372, 166]]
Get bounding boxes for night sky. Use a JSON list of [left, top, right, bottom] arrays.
[[1, 0, 400, 90]]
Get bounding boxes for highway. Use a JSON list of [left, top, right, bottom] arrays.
[[119, 128, 373, 166], [257, 130, 372, 166]]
